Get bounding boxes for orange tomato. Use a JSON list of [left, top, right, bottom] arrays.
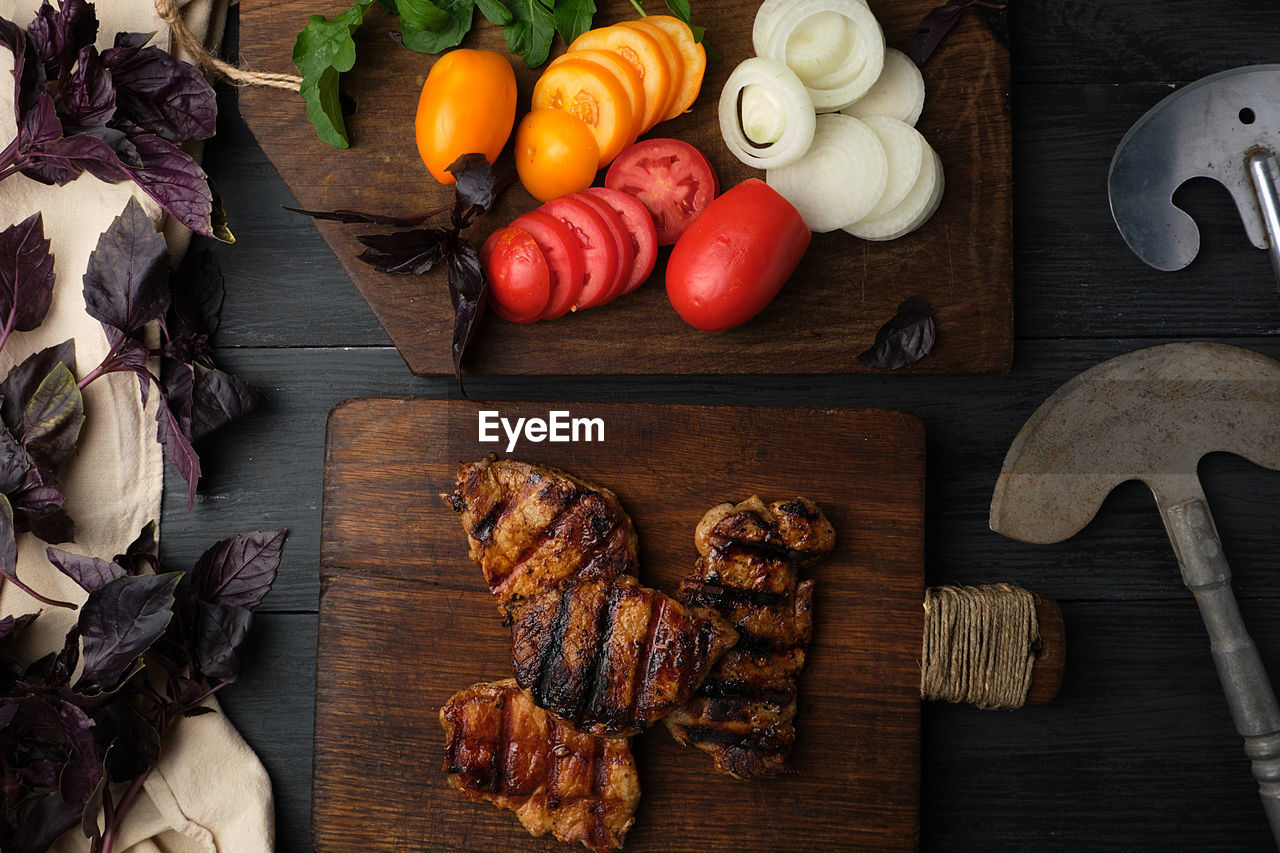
[[617, 19, 684, 122], [568, 25, 672, 133], [644, 16, 706, 118], [551, 49, 647, 140], [533, 57, 636, 167], [515, 109, 601, 203], [414, 49, 517, 184]]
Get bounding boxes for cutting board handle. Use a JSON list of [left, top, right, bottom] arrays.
[[920, 584, 1065, 709]]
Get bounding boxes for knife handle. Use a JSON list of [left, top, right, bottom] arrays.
[[1164, 496, 1280, 846]]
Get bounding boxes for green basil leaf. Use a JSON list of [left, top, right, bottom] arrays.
[[396, 0, 452, 32], [663, 0, 690, 22], [20, 363, 83, 471], [399, 0, 475, 53], [504, 0, 555, 66], [291, 0, 374, 149], [476, 0, 513, 25], [553, 0, 595, 46]]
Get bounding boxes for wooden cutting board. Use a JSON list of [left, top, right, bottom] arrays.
[[238, 1, 1011, 376], [315, 399, 924, 851]]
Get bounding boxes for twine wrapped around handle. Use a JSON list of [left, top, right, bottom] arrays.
[[155, 0, 303, 91], [921, 583, 1041, 710]]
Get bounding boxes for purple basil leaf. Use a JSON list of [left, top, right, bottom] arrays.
[[112, 520, 158, 576], [161, 333, 214, 368], [355, 228, 448, 275], [19, 362, 83, 470], [81, 125, 142, 167], [0, 19, 44, 123], [170, 249, 224, 336], [11, 790, 83, 853], [50, 624, 79, 686], [447, 236, 486, 385], [162, 361, 194, 447], [82, 196, 170, 336], [18, 92, 63, 148], [76, 571, 180, 691], [113, 31, 153, 50], [448, 153, 495, 227], [46, 546, 125, 593], [155, 393, 200, 509], [57, 702, 101, 807], [0, 428, 35, 493], [0, 211, 56, 336], [28, 0, 98, 78], [857, 296, 937, 369], [58, 45, 115, 129], [911, 0, 967, 64], [20, 128, 132, 187], [120, 132, 215, 239], [81, 771, 107, 839], [189, 528, 284, 610], [92, 700, 158, 782], [285, 204, 450, 227], [0, 339, 75, 430], [12, 467, 74, 543], [0, 611, 38, 645], [190, 365, 262, 443], [194, 600, 251, 683], [0, 702, 17, 729], [0, 495, 19, 582], [101, 44, 215, 143]]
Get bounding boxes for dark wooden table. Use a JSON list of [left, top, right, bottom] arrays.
[[166, 2, 1280, 849]]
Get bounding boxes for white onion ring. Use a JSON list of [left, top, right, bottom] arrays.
[[719, 57, 817, 170], [763, 0, 885, 111]]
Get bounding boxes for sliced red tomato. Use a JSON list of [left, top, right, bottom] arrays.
[[584, 186, 658, 294], [665, 178, 810, 331], [605, 138, 718, 245], [538, 196, 620, 309], [509, 210, 586, 320], [480, 227, 551, 323], [571, 192, 634, 304]]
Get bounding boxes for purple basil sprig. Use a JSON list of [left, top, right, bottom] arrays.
[[0, 0, 223, 239], [911, 0, 1008, 64], [0, 526, 286, 853], [857, 296, 937, 369]]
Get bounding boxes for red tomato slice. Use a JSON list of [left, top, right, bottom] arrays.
[[604, 138, 718, 246], [509, 210, 586, 320], [538, 196, 620, 309], [665, 178, 810, 331], [583, 186, 658, 294], [480, 227, 551, 323], [571, 192, 634, 304]]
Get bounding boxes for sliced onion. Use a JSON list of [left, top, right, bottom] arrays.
[[766, 113, 887, 232], [783, 11, 853, 81], [860, 115, 926, 219], [843, 146, 944, 240], [763, 0, 885, 111], [841, 48, 926, 126], [719, 57, 817, 170]]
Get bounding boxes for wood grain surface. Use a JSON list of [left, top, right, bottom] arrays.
[[315, 399, 925, 851], [236, 0, 1012, 376]]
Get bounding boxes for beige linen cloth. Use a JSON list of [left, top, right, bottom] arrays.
[[0, 1, 274, 851]]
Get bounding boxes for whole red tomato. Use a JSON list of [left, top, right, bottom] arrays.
[[665, 179, 810, 331]]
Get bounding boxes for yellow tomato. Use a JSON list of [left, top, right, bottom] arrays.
[[515, 109, 601, 203], [415, 49, 517, 184], [532, 57, 636, 167]]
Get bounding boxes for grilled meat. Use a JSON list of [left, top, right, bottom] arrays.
[[443, 458, 639, 610], [510, 574, 739, 737], [664, 496, 835, 779], [441, 679, 641, 853]]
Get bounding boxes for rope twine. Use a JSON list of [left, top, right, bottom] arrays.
[[155, 0, 302, 92], [921, 583, 1040, 710]]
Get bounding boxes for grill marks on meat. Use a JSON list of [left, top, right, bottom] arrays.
[[440, 679, 640, 853], [664, 496, 836, 779], [443, 458, 639, 610], [511, 575, 739, 737]]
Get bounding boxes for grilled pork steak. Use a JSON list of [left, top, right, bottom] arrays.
[[664, 496, 836, 779], [443, 457, 639, 611], [510, 574, 739, 737], [441, 679, 641, 853]]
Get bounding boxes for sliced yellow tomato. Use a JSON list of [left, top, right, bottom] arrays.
[[533, 57, 636, 167], [553, 49, 647, 141], [644, 15, 706, 119], [617, 19, 684, 124], [569, 24, 671, 133]]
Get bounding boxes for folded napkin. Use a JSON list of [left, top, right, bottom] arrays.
[[0, 1, 274, 850]]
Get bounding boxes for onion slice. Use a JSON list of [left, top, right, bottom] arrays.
[[763, 0, 885, 111], [719, 57, 817, 170], [860, 115, 926, 220], [841, 48, 926, 126], [766, 113, 887, 232], [843, 147, 944, 240]]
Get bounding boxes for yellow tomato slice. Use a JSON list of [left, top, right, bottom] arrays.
[[644, 15, 706, 119], [569, 25, 670, 133], [533, 57, 636, 167], [550, 49, 647, 141], [617, 19, 684, 125]]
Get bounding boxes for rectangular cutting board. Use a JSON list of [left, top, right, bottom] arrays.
[[238, 0, 1011, 375], [315, 399, 925, 851]]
